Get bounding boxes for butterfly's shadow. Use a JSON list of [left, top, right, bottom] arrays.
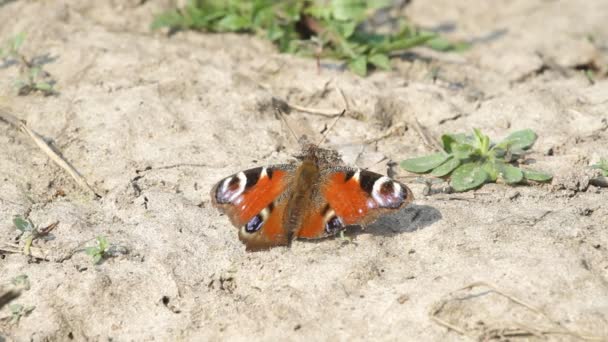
[[352, 204, 441, 237]]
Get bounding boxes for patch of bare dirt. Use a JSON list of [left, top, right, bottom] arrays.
[[0, 0, 607, 341]]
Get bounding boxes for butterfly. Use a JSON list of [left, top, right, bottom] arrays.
[[210, 140, 414, 251]]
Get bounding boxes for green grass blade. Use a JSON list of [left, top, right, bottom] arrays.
[[401, 152, 449, 173]]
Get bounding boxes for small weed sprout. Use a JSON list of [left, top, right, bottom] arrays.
[[11, 275, 30, 291], [84, 236, 128, 264], [8, 303, 35, 324], [0, 33, 56, 95], [12, 216, 57, 256], [592, 158, 608, 176], [85, 236, 110, 264], [152, 1, 467, 76], [401, 129, 552, 192]]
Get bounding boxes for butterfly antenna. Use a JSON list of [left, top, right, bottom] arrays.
[[276, 106, 299, 143], [317, 109, 345, 146]]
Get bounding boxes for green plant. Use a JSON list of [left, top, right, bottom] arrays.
[[8, 303, 35, 324], [12, 216, 57, 256], [152, 0, 463, 76], [85, 236, 110, 264], [0, 33, 56, 95], [401, 129, 552, 192], [592, 158, 608, 176], [11, 275, 30, 291]]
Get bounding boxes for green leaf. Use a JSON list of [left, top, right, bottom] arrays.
[[452, 143, 475, 160], [266, 25, 284, 41], [13, 216, 32, 232], [498, 129, 537, 150], [367, 0, 392, 9], [11, 274, 30, 290], [306, 5, 333, 20], [497, 163, 524, 184], [29, 66, 41, 78], [472, 128, 491, 154], [374, 33, 436, 53], [591, 158, 608, 176], [481, 160, 498, 182], [348, 55, 367, 76], [93, 254, 103, 264], [85, 247, 98, 256], [216, 14, 250, 31], [441, 134, 461, 152], [401, 152, 450, 173], [450, 163, 489, 192], [330, 0, 367, 21], [368, 53, 391, 70], [97, 236, 109, 252], [430, 157, 460, 177], [35, 82, 53, 91], [522, 169, 552, 182], [426, 37, 470, 52], [334, 21, 357, 39], [150, 10, 185, 30], [9, 304, 22, 314]]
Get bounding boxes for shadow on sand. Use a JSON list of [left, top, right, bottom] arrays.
[[353, 203, 442, 237]]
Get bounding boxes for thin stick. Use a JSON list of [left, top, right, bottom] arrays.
[[0, 243, 52, 261], [286, 102, 344, 117], [275, 107, 300, 144], [317, 109, 346, 146], [429, 314, 474, 339], [336, 86, 349, 111], [0, 290, 20, 310], [412, 119, 442, 151], [0, 109, 101, 199], [458, 282, 544, 316]]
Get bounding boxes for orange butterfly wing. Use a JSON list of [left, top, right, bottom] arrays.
[[211, 165, 295, 251], [296, 168, 413, 239]]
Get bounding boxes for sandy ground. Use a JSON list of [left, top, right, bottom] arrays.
[[1, 0, 607, 341]]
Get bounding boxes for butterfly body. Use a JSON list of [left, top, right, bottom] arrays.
[[211, 144, 413, 251]]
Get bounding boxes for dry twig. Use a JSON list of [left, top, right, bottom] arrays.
[[0, 108, 101, 198], [412, 118, 442, 151], [0, 242, 52, 261], [279, 85, 348, 118]]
